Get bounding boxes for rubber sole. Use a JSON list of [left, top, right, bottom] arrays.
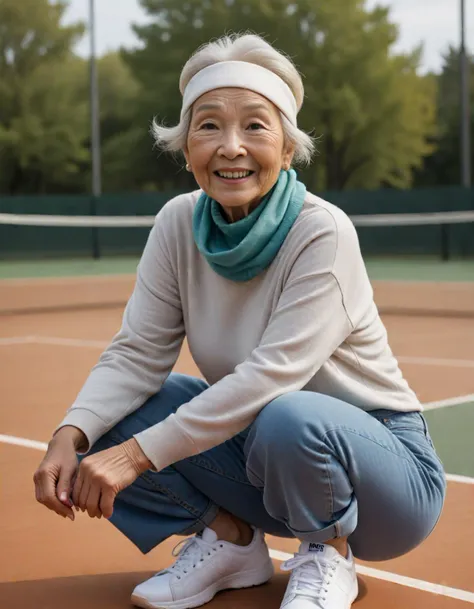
[[131, 562, 275, 609]]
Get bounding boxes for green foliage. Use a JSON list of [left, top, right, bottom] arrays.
[[89, 52, 145, 193], [0, 0, 88, 193], [121, 0, 436, 191], [0, 0, 447, 195], [414, 47, 474, 186]]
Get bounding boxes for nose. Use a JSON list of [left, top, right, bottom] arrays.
[[218, 127, 246, 159]]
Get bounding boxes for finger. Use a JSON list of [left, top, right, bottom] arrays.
[[57, 463, 77, 509], [78, 477, 90, 512], [99, 487, 116, 520], [33, 471, 43, 503], [68, 471, 78, 509], [37, 468, 74, 519], [72, 471, 84, 510], [85, 482, 102, 518]]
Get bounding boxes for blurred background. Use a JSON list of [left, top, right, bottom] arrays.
[[1, 6, 474, 600], [0, 0, 473, 269]]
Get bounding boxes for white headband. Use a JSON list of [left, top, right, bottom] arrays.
[[181, 61, 298, 126]]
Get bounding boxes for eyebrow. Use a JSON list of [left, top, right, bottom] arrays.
[[193, 102, 223, 114], [193, 100, 272, 115]]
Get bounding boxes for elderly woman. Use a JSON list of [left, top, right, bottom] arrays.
[[34, 33, 446, 609]]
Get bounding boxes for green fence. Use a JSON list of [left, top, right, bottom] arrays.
[[328, 186, 474, 259], [0, 192, 176, 259], [1, 187, 473, 260]]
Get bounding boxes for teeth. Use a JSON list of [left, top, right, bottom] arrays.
[[217, 171, 251, 179]]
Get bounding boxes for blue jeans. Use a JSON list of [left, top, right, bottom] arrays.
[[87, 373, 446, 562]]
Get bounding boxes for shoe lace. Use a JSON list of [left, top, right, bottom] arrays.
[[281, 553, 338, 603], [160, 536, 223, 580]]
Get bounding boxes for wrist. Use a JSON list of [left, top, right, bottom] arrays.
[[122, 438, 153, 473], [53, 425, 88, 451]]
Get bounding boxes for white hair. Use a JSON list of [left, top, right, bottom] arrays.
[[151, 33, 315, 166]]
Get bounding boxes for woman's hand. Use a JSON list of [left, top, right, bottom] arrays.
[[71, 438, 152, 520], [33, 426, 84, 521]]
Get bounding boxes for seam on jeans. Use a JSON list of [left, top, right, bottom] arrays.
[[321, 427, 429, 473], [198, 500, 220, 528], [287, 522, 338, 537], [324, 450, 335, 518], [171, 501, 218, 537], [178, 500, 219, 537], [139, 470, 205, 518], [186, 457, 255, 486]]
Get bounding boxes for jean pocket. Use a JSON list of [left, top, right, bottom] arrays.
[[374, 410, 426, 433], [380, 412, 445, 469]]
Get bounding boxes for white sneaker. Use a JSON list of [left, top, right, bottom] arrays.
[[280, 542, 358, 609], [131, 527, 274, 609]]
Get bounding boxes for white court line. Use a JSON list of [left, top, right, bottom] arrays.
[[269, 549, 474, 603], [1, 335, 473, 413], [4, 433, 473, 486], [1, 336, 473, 414], [398, 355, 474, 368], [2, 434, 474, 487], [0, 273, 136, 286], [0, 434, 48, 451], [3, 335, 474, 369], [423, 394, 474, 411], [445, 473, 474, 485], [29, 336, 109, 349], [0, 335, 35, 346], [3, 435, 474, 601], [0, 335, 108, 348]]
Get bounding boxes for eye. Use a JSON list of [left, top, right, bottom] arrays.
[[248, 122, 264, 131], [200, 122, 217, 130]]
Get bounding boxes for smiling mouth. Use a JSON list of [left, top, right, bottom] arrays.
[[214, 170, 254, 179]]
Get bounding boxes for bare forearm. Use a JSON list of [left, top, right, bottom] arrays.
[[53, 425, 88, 451], [121, 438, 154, 474], [53, 427, 152, 474]]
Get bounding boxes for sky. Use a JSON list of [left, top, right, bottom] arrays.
[[63, 0, 473, 74]]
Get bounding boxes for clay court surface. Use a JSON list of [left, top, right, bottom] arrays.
[[1, 271, 474, 608]]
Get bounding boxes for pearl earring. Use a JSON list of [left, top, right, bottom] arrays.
[[186, 163, 191, 172]]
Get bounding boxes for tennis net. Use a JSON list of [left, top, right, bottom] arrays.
[[0, 210, 473, 316]]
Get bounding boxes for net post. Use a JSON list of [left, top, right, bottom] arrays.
[[440, 223, 450, 261], [90, 195, 101, 259]]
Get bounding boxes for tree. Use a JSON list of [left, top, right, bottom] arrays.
[[414, 47, 474, 187], [122, 0, 436, 191], [0, 0, 87, 194], [88, 52, 145, 193]]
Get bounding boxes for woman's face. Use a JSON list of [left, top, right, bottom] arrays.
[[185, 88, 294, 221]]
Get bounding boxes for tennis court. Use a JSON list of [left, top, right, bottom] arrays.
[[1, 257, 474, 609]]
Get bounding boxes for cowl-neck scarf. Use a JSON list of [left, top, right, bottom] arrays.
[[192, 169, 306, 281]]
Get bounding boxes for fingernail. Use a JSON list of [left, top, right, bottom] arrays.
[[60, 492, 67, 502]]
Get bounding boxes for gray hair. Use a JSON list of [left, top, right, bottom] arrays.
[[151, 33, 315, 166]]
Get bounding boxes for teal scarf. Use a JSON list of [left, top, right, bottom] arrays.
[[192, 169, 306, 282]]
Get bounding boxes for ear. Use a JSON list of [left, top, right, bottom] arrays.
[[183, 148, 193, 172], [282, 142, 296, 170]]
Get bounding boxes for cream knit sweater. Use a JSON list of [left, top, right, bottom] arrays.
[[57, 190, 420, 471]]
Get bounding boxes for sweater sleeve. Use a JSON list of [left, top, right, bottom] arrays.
[[54, 211, 185, 452], [134, 214, 366, 472]]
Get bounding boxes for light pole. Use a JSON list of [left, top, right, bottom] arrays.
[[460, 0, 471, 187], [89, 0, 101, 257]]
